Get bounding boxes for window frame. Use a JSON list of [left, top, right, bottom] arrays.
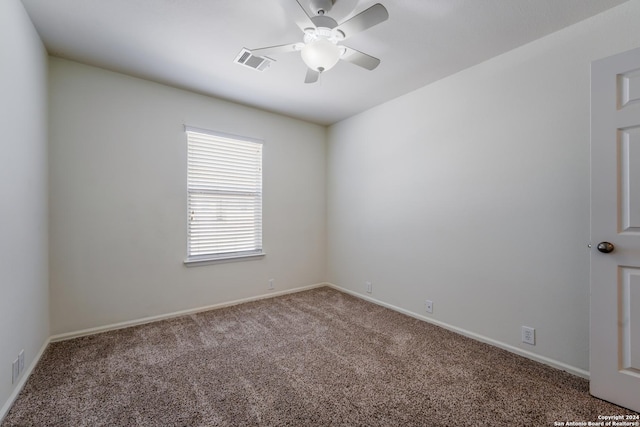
[[183, 126, 265, 266]]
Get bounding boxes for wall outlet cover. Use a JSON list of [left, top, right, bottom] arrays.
[[425, 300, 433, 314], [522, 326, 535, 345], [12, 359, 19, 384]]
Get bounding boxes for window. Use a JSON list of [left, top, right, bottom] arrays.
[[185, 126, 263, 264]]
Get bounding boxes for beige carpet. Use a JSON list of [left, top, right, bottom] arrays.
[[2, 287, 636, 426]]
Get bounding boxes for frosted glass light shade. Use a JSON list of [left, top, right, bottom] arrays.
[[301, 38, 340, 72]]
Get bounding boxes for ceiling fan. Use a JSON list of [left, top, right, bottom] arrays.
[[249, 0, 389, 83]]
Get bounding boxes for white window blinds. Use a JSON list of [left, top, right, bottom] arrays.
[[186, 127, 263, 262]]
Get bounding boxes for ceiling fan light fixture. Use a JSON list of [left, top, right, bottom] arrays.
[[248, 1, 388, 83], [301, 37, 341, 72]]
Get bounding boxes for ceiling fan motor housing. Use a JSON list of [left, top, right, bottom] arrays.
[[310, 15, 338, 30]]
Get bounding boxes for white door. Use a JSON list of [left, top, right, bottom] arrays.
[[591, 46, 640, 412]]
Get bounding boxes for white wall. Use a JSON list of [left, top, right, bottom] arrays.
[[0, 0, 49, 415], [49, 58, 326, 335], [327, 0, 640, 373]]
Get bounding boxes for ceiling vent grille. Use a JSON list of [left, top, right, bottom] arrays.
[[234, 48, 273, 72]]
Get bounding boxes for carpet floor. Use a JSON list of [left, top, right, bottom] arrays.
[[2, 287, 636, 426]]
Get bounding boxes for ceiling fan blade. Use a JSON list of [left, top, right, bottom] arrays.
[[250, 43, 301, 57], [277, 0, 316, 32], [335, 3, 389, 39], [305, 68, 320, 84], [341, 46, 380, 70]]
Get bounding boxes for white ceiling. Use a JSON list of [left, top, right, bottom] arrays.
[[21, 0, 628, 125]]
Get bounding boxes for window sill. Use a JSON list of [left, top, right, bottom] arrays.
[[184, 252, 266, 267]]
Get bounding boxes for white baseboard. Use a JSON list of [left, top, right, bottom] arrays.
[[0, 337, 50, 424], [325, 283, 590, 380], [50, 282, 328, 342]]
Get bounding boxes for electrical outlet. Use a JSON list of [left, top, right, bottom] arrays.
[[18, 349, 24, 373], [365, 281, 372, 293], [425, 300, 433, 314], [522, 326, 535, 345], [12, 358, 19, 384], [268, 279, 274, 290]]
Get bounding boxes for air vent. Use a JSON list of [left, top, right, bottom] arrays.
[[234, 48, 273, 72]]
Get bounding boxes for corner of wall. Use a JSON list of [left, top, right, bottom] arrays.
[[0, 0, 50, 419]]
